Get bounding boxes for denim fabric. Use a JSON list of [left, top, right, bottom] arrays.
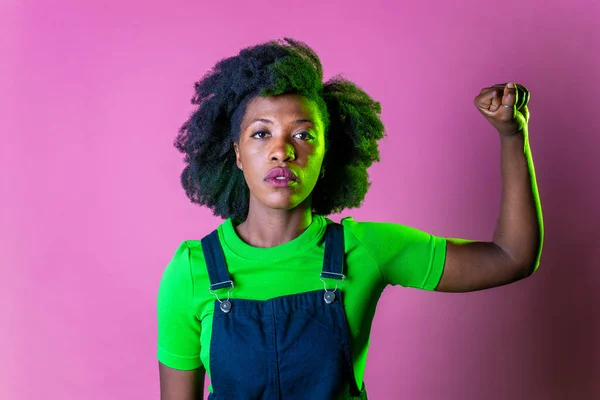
[[202, 224, 368, 400]]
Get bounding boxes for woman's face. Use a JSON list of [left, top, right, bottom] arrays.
[[233, 94, 326, 213]]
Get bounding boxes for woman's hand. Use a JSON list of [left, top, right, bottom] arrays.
[[474, 82, 530, 137]]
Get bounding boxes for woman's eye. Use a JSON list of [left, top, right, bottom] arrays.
[[251, 131, 269, 139], [294, 131, 313, 140]]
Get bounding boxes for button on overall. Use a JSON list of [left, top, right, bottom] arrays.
[[200, 223, 367, 399]]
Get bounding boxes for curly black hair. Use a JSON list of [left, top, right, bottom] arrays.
[[174, 38, 385, 221]]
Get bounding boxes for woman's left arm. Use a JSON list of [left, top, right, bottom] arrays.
[[435, 82, 544, 292]]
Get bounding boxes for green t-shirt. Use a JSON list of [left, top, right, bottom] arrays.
[[157, 215, 447, 390]]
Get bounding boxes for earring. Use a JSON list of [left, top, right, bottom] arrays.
[[320, 168, 325, 179]]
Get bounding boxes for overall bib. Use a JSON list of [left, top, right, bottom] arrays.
[[200, 223, 368, 400]]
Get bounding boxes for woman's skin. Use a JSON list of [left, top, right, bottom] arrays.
[[232, 94, 326, 248], [159, 83, 543, 399]]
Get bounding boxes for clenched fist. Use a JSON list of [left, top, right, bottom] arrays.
[[475, 82, 530, 137]]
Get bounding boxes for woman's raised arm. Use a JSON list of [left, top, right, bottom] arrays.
[[435, 82, 543, 292]]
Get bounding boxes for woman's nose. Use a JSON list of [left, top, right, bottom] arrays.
[[270, 138, 295, 162]]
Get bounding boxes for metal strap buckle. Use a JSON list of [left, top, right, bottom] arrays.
[[209, 281, 235, 313], [319, 274, 345, 304]]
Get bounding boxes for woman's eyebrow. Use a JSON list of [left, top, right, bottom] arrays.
[[294, 119, 313, 125], [249, 118, 273, 125]]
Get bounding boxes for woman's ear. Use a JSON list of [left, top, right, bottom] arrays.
[[232, 142, 243, 170]]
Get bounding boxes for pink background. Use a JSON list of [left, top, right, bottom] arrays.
[[2, 0, 599, 399]]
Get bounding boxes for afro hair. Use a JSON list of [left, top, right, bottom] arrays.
[[174, 38, 385, 221]]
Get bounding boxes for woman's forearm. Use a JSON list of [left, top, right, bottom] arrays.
[[492, 129, 544, 275]]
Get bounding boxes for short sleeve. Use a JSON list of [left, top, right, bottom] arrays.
[[156, 241, 202, 370], [342, 217, 447, 290]]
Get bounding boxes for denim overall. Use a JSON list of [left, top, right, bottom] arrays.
[[200, 223, 368, 399]]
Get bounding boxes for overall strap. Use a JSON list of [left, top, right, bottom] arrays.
[[200, 230, 233, 291], [320, 223, 345, 280]]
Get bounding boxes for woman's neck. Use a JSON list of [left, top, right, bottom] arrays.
[[235, 201, 314, 248]]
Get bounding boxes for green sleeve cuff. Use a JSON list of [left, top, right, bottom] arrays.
[[157, 346, 202, 370], [421, 236, 447, 291]]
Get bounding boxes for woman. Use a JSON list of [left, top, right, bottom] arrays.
[[157, 38, 543, 399]]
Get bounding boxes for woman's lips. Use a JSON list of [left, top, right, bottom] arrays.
[[264, 167, 298, 187], [265, 177, 295, 187]]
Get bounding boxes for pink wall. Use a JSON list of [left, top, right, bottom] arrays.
[[2, 0, 599, 398]]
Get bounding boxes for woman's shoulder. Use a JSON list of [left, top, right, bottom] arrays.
[[337, 216, 442, 250], [338, 216, 413, 235], [159, 238, 212, 297], [182, 239, 201, 248]]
